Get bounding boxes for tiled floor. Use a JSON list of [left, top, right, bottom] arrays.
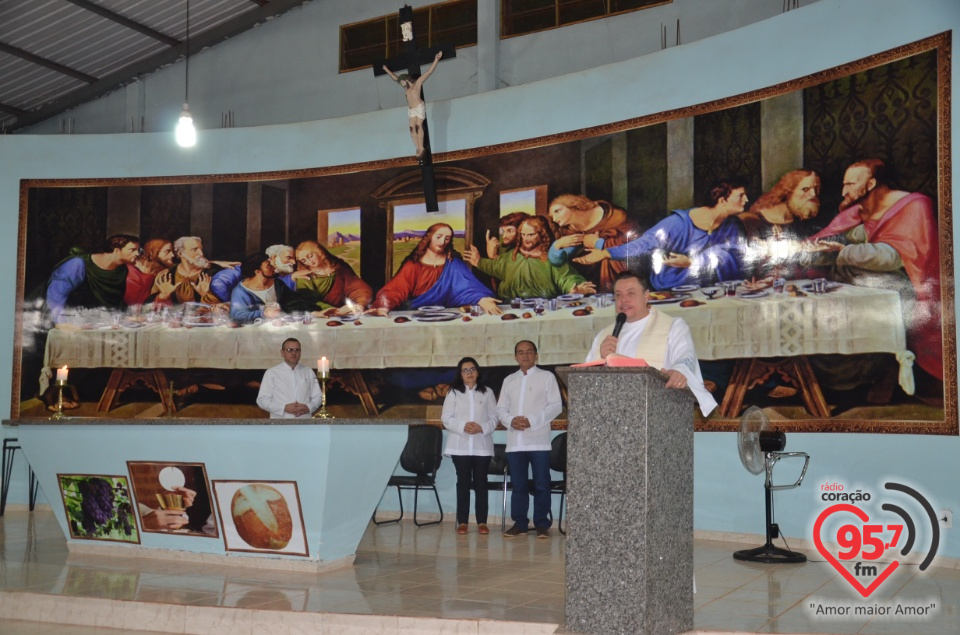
[[0, 509, 957, 634]]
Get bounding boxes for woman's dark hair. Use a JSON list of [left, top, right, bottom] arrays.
[[451, 356, 489, 394]]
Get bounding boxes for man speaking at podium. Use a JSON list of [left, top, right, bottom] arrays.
[[585, 271, 717, 416]]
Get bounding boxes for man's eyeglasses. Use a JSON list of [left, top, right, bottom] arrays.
[[283, 348, 301, 353], [461, 367, 478, 373]]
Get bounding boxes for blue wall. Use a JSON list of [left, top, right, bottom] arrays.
[[2, 0, 958, 557]]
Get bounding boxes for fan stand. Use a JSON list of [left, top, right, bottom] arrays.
[[734, 453, 807, 564]]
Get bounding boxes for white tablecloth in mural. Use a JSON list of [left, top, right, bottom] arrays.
[[43, 280, 913, 391], [45, 307, 603, 371], [668, 282, 910, 355]]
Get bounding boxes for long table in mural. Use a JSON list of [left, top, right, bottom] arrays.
[[43, 280, 913, 418]]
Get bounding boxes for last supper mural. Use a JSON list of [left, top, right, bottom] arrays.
[[14, 34, 954, 434]]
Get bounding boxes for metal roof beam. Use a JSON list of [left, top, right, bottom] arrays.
[[0, 102, 27, 116], [0, 40, 98, 84], [10, 0, 308, 132], [63, 0, 180, 47]]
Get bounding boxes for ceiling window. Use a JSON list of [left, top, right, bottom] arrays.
[[340, 0, 478, 73], [502, 0, 669, 38]]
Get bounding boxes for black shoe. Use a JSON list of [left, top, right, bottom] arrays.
[[536, 527, 550, 539], [503, 524, 529, 537]]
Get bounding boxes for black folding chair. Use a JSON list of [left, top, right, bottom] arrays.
[[550, 432, 568, 535], [372, 425, 444, 527]]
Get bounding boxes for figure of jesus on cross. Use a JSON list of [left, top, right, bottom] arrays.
[[382, 51, 442, 159], [374, 5, 456, 212]]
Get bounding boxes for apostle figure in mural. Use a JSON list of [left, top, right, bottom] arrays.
[[289, 240, 373, 316], [151, 236, 224, 306], [739, 170, 821, 241], [45, 234, 140, 322], [545, 194, 641, 293], [809, 159, 942, 381], [229, 253, 297, 325], [575, 178, 749, 291], [125, 238, 175, 307], [211, 244, 296, 302], [382, 51, 442, 158], [481, 212, 530, 295], [371, 223, 502, 315], [465, 216, 596, 300], [736, 169, 825, 285], [485, 211, 531, 258]]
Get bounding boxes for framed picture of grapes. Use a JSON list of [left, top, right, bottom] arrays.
[[57, 474, 140, 544], [211, 480, 308, 557]]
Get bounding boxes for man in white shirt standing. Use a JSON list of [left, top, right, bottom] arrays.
[[586, 271, 717, 417], [497, 340, 563, 539], [256, 338, 323, 418]]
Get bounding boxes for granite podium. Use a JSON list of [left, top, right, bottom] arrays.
[[558, 366, 695, 635]]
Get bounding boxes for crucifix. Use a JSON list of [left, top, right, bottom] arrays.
[[374, 5, 456, 212]]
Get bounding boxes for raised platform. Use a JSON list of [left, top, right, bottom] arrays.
[[14, 418, 412, 566]]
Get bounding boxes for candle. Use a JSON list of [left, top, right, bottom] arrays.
[[319, 357, 330, 377], [56, 366, 69, 383]]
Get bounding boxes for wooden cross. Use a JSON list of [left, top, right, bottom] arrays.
[[374, 5, 456, 212]]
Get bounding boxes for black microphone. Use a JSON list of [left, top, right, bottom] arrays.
[[612, 312, 627, 338]]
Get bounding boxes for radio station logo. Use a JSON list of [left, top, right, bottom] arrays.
[[813, 481, 940, 599]]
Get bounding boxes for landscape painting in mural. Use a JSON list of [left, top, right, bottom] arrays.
[[14, 34, 953, 434]]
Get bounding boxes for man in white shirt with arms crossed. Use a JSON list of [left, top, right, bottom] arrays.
[[257, 338, 323, 418], [498, 340, 563, 539]]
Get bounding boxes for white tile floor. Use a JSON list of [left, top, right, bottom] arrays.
[[0, 509, 957, 634]]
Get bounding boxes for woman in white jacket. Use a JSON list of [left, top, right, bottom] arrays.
[[441, 356, 498, 535]]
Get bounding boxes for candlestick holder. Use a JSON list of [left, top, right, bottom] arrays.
[[50, 379, 68, 420], [313, 372, 333, 419]]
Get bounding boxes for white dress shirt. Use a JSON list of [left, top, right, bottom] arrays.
[[441, 385, 498, 456], [256, 362, 323, 418], [586, 315, 718, 416], [496, 366, 563, 452]]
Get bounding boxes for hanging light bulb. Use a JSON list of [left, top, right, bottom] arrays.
[[176, 103, 196, 147], [175, 0, 196, 147]]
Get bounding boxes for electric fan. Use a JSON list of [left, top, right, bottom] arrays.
[[733, 406, 810, 563]]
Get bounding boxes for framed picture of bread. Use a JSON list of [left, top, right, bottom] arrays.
[[211, 480, 309, 557], [127, 461, 218, 537]]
